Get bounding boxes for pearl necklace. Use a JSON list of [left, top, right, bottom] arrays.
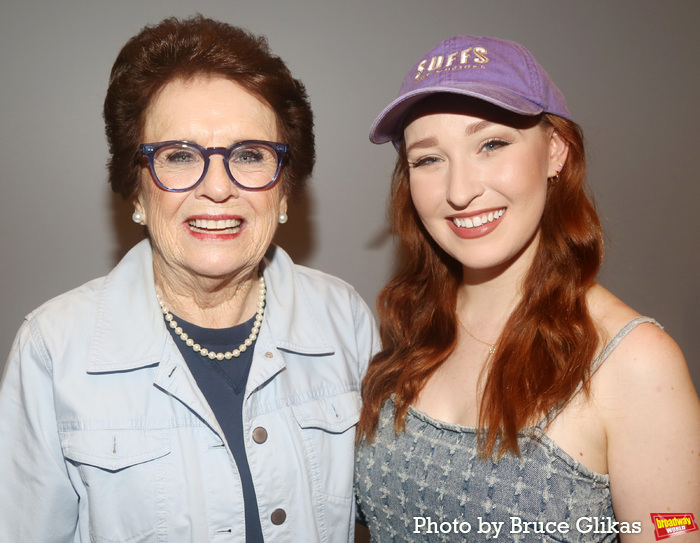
[[456, 314, 496, 354], [157, 276, 266, 361]]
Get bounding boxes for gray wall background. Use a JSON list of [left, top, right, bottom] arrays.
[[1, 0, 698, 391]]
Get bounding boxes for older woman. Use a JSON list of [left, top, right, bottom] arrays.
[[355, 36, 700, 541], [0, 16, 377, 543]]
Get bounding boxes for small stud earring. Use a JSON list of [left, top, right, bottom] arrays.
[[132, 211, 144, 225], [278, 213, 288, 224]]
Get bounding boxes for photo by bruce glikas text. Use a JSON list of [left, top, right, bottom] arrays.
[[413, 515, 642, 539]]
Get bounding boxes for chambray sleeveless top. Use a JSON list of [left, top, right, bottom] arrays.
[[355, 317, 659, 542]]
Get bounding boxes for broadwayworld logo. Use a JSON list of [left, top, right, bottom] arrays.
[[650, 513, 698, 540]]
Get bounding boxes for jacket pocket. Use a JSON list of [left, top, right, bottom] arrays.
[[61, 428, 170, 543], [292, 390, 361, 435], [291, 390, 360, 541], [291, 391, 360, 498]]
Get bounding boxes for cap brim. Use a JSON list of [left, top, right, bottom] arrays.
[[369, 84, 545, 146]]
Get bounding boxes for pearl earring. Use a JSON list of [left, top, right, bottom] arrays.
[[278, 212, 288, 224], [132, 211, 144, 225]]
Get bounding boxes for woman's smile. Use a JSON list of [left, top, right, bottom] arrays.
[[449, 207, 506, 238], [186, 215, 243, 237]]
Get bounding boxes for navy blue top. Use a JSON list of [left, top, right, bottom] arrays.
[[166, 313, 263, 542]]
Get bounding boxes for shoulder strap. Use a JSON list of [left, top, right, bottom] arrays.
[[588, 316, 662, 375], [537, 316, 662, 428]]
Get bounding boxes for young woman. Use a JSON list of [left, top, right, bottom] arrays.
[[355, 35, 700, 542]]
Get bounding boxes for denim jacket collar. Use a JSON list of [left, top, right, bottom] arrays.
[[86, 240, 334, 374]]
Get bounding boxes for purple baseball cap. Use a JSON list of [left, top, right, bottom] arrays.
[[369, 35, 571, 146]]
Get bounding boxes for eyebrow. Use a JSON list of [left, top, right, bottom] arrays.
[[464, 119, 495, 137], [406, 136, 438, 154], [405, 119, 496, 154]]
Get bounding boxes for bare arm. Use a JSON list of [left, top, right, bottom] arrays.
[[602, 323, 700, 542]]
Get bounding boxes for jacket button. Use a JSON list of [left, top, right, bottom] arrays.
[[271, 508, 286, 525], [252, 427, 268, 444], [265, 351, 274, 358]]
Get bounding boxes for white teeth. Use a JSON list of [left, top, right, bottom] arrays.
[[189, 218, 242, 234], [190, 218, 241, 229], [452, 208, 505, 229]]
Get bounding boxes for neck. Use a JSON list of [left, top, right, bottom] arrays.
[[457, 279, 517, 345], [457, 231, 539, 336], [153, 256, 261, 329]]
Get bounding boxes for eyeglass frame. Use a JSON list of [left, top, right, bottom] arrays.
[[139, 140, 289, 193]]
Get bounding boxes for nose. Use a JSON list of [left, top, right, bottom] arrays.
[[194, 155, 239, 202], [445, 160, 483, 209]]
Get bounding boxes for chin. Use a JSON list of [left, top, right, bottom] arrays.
[[446, 245, 519, 272], [184, 256, 247, 279]]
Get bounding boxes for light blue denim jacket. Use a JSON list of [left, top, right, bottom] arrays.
[[0, 240, 378, 543]]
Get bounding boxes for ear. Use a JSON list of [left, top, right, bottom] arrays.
[[548, 130, 569, 178]]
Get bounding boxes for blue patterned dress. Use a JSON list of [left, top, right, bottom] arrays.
[[355, 318, 658, 542]]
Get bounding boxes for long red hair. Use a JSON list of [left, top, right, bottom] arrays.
[[357, 114, 604, 457]]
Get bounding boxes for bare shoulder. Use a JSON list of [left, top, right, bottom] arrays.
[[586, 284, 695, 416], [586, 284, 687, 384]]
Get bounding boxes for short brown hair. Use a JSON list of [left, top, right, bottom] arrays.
[[103, 15, 315, 200]]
